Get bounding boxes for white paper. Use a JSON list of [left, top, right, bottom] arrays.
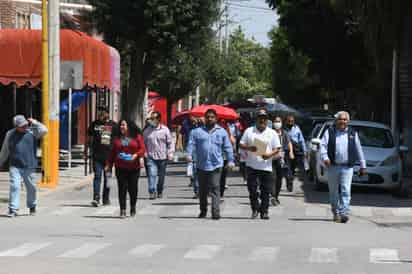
[[253, 137, 268, 156]]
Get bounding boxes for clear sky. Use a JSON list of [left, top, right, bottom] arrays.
[[226, 0, 278, 47]]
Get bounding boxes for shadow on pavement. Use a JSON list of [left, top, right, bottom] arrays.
[[160, 216, 251, 220], [301, 175, 412, 208], [288, 218, 332, 222], [152, 202, 198, 206], [83, 215, 124, 219], [165, 196, 199, 200], [61, 204, 94, 208]]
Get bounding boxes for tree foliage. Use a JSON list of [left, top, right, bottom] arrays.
[[85, 0, 220, 125]]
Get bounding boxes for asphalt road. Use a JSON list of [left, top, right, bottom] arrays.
[[0, 164, 412, 274]]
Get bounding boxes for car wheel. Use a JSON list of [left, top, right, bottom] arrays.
[[394, 180, 410, 198], [313, 170, 325, 191]]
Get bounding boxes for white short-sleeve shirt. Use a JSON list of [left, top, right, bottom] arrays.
[[240, 126, 281, 172]]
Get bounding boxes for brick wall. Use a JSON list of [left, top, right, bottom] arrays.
[[0, 0, 41, 29]]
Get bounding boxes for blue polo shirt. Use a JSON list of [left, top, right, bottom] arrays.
[[187, 125, 234, 171]]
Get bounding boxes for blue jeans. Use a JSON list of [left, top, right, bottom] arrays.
[[9, 166, 37, 211], [93, 161, 110, 203], [327, 165, 353, 215], [147, 158, 167, 194]]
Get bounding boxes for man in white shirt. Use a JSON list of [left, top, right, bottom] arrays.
[[240, 109, 281, 220]]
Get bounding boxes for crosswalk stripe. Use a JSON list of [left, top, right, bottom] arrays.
[[369, 249, 400, 264], [351, 207, 373, 217], [309, 248, 338, 263], [0, 242, 51, 257], [179, 206, 199, 216], [184, 245, 222, 260], [138, 205, 165, 215], [222, 204, 247, 216], [129, 244, 165, 258], [58, 243, 111, 258], [248, 247, 279, 262], [305, 207, 328, 218], [392, 208, 412, 217], [95, 206, 118, 215], [50, 207, 81, 216], [269, 206, 284, 216]]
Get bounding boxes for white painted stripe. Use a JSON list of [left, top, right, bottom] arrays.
[[392, 208, 412, 217], [179, 206, 199, 216], [51, 206, 80, 216], [184, 245, 221, 260], [0, 242, 51, 257], [223, 204, 247, 216], [58, 243, 111, 258], [351, 207, 373, 217], [129, 244, 165, 258], [138, 205, 165, 215], [95, 206, 118, 215], [269, 206, 284, 217], [248, 247, 279, 262], [305, 207, 328, 217], [309, 248, 338, 263], [370, 249, 400, 264]]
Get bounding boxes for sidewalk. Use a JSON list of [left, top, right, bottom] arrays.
[[0, 163, 92, 205]]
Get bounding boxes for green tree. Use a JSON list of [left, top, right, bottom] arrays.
[[85, 0, 220, 125]]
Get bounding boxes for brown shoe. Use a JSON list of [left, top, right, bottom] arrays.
[[333, 214, 342, 223]]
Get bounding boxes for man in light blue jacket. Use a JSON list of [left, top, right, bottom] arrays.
[[0, 115, 48, 217]]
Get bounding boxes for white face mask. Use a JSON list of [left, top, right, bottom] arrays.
[[274, 122, 282, 130]]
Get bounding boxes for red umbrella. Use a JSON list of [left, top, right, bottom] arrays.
[[190, 104, 239, 120], [171, 110, 190, 125]]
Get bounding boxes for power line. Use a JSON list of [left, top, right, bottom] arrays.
[[226, 2, 274, 12]]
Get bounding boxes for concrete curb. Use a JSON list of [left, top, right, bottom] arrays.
[[38, 175, 94, 198]]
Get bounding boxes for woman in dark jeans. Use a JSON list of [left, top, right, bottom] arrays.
[[271, 116, 294, 206], [106, 119, 146, 218]]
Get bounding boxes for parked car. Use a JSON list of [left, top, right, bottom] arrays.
[[309, 120, 408, 194]]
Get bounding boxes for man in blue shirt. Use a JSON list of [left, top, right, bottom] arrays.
[[320, 111, 366, 223], [187, 109, 235, 220], [285, 114, 307, 191]]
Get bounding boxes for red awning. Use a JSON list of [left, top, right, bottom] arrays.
[[0, 29, 111, 88]]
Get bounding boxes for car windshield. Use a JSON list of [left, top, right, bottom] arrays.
[[352, 126, 394, 148]]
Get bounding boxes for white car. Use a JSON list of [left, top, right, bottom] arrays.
[[309, 120, 408, 194]]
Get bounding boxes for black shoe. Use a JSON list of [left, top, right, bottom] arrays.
[[91, 200, 99, 207], [198, 212, 207, 218], [286, 182, 293, 192], [251, 210, 259, 219], [271, 198, 280, 206], [149, 193, 156, 200], [192, 193, 199, 199], [157, 193, 163, 199], [29, 207, 36, 216], [212, 214, 221, 220], [130, 208, 136, 217], [261, 212, 270, 220], [333, 214, 342, 223], [341, 215, 349, 223], [120, 210, 126, 219]]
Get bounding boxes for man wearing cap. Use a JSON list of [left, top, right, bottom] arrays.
[[0, 115, 48, 217], [87, 107, 117, 207], [240, 109, 281, 220], [320, 111, 366, 223]]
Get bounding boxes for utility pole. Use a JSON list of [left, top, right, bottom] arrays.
[[40, 0, 60, 188], [391, 47, 399, 146]]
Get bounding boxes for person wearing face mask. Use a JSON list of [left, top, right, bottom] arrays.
[[186, 109, 235, 220], [240, 109, 281, 220], [143, 111, 174, 200], [320, 111, 366, 224], [271, 116, 294, 206], [284, 114, 307, 191], [0, 115, 48, 217]]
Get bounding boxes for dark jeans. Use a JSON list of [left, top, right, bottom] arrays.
[[115, 168, 140, 211], [247, 167, 272, 214], [198, 168, 222, 216], [290, 155, 306, 181], [272, 160, 292, 198], [219, 160, 228, 197], [93, 160, 110, 203], [239, 162, 247, 181]]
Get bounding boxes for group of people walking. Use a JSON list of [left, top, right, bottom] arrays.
[[0, 107, 365, 224]]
